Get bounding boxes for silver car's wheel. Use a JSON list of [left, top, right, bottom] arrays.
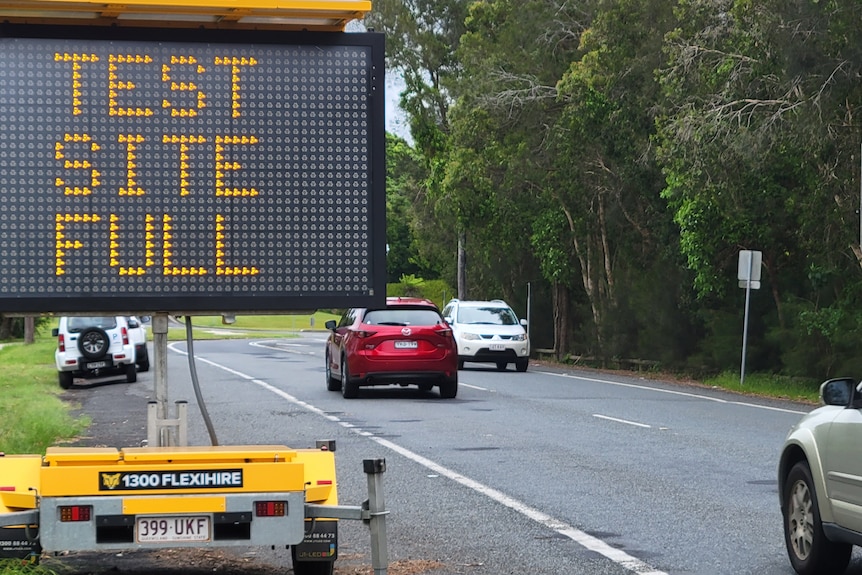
[[783, 461, 851, 575], [787, 474, 813, 561]]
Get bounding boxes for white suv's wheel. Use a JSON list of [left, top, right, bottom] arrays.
[[78, 327, 110, 359], [58, 371, 74, 389]]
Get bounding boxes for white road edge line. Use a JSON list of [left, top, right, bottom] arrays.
[[538, 371, 808, 415], [169, 343, 669, 575], [593, 414, 651, 428]]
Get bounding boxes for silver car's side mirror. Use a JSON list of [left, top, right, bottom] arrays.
[[820, 378, 856, 407]]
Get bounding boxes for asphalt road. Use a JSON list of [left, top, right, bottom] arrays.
[[59, 333, 862, 575]]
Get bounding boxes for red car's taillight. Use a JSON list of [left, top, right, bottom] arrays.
[[354, 330, 377, 339], [435, 327, 453, 338], [58, 334, 66, 352]]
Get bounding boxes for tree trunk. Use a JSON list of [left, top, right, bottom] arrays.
[[457, 230, 467, 299], [552, 282, 570, 361], [24, 316, 35, 344]]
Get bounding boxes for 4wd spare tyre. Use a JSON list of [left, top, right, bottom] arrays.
[[78, 327, 110, 359]]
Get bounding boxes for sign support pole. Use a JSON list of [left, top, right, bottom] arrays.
[[740, 261, 752, 385], [150, 313, 172, 446]]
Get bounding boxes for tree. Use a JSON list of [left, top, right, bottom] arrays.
[[657, 0, 862, 375], [366, 0, 471, 295]]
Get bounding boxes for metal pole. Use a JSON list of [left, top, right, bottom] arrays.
[[740, 256, 753, 385], [526, 282, 531, 343], [363, 458, 389, 575], [151, 312, 171, 446]]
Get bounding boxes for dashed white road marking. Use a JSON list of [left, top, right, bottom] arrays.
[[593, 414, 652, 428]]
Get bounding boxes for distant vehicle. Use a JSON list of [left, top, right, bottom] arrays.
[[125, 316, 150, 372], [441, 299, 529, 372], [779, 377, 862, 574], [324, 297, 458, 399], [53, 316, 138, 389]]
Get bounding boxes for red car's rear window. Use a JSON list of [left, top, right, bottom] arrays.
[[362, 308, 443, 326]]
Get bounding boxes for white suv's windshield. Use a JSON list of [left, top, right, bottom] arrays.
[[457, 307, 518, 326], [67, 317, 118, 331]]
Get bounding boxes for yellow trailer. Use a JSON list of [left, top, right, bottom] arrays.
[[1, 444, 387, 575]]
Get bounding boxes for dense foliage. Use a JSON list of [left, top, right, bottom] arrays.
[[375, 0, 862, 379]]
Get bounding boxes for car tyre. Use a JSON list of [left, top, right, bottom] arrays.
[[439, 376, 458, 399], [78, 327, 110, 359], [783, 460, 852, 575], [291, 549, 333, 575], [137, 347, 150, 372], [325, 351, 341, 391], [125, 363, 137, 383], [515, 359, 529, 372], [496, 361, 508, 371], [59, 371, 74, 390], [457, 359, 465, 370], [340, 356, 359, 399]]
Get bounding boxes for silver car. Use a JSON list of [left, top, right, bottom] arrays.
[[778, 377, 862, 574]]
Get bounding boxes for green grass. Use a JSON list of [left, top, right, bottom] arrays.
[[170, 312, 338, 334], [701, 371, 820, 403], [0, 560, 56, 575], [0, 340, 90, 455], [0, 313, 339, 455]]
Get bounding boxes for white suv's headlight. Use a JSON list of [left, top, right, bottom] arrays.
[[461, 332, 481, 340], [512, 333, 527, 341]]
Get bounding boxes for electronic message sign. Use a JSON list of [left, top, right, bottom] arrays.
[[0, 25, 385, 314]]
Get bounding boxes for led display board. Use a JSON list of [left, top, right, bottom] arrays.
[[0, 24, 386, 314]]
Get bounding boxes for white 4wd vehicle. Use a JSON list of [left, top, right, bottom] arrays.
[[125, 316, 150, 372], [53, 316, 139, 389], [779, 377, 862, 574], [441, 299, 529, 372]]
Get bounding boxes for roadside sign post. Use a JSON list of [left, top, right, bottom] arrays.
[[738, 250, 762, 384]]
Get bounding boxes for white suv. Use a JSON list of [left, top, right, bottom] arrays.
[[53, 316, 138, 389], [441, 299, 529, 372], [125, 316, 150, 372]]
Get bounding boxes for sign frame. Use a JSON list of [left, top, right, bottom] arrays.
[[0, 23, 386, 315]]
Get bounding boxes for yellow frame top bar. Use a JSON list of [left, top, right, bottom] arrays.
[[0, 0, 372, 31]]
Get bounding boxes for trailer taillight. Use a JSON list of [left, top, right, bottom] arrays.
[[59, 505, 91, 522], [254, 501, 286, 517]]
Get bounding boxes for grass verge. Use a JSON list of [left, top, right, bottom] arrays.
[[0, 313, 338, 454], [0, 340, 90, 454], [701, 371, 819, 404]]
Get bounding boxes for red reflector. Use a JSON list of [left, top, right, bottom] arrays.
[[317, 480, 333, 486], [0, 486, 15, 491], [60, 505, 91, 522], [255, 501, 286, 517]]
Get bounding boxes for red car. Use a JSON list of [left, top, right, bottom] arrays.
[[324, 297, 458, 399]]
